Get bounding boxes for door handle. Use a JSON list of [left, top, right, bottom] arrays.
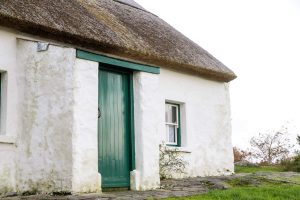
[[98, 107, 101, 119]]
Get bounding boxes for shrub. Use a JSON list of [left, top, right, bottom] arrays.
[[283, 135, 300, 172], [281, 154, 300, 172], [233, 147, 252, 163], [159, 144, 188, 180]]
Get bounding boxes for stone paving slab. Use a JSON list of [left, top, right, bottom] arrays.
[[0, 176, 227, 200], [2, 172, 300, 200]]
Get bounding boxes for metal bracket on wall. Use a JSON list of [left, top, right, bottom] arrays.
[[37, 42, 49, 52]]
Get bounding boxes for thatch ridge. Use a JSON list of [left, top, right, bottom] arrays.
[[0, 0, 236, 82]]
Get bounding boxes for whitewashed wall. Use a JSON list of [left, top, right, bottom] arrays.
[[0, 28, 101, 194], [158, 68, 234, 178], [0, 29, 18, 194], [133, 72, 161, 190], [16, 40, 75, 192], [72, 59, 99, 193], [16, 41, 101, 193]]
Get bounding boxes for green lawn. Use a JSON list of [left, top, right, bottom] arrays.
[[166, 184, 300, 200], [164, 166, 300, 200], [234, 165, 285, 173]]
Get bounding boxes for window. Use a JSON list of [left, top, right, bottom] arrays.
[[0, 73, 1, 134], [165, 103, 181, 146], [0, 72, 6, 136]]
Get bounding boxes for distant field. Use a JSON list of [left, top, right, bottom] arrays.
[[234, 165, 285, 173]]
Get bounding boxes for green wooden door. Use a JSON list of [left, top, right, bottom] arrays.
[[98, 68, 131, 188]]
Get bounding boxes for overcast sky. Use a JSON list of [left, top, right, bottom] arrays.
[[135, 0, 300, 148]]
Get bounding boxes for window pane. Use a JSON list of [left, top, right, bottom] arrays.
[[171, 106, 177, 123], [165, 104, 172, 123], [168, 125, 176, 143], [166, 104, 178, 124]]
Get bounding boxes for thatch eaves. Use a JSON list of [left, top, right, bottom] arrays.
[[0, 0, 236, 82]]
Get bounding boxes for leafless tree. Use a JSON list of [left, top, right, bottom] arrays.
[[250, 127, 293, 164]]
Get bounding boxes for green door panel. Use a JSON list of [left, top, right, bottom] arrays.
[[98, 68, 131, 188]]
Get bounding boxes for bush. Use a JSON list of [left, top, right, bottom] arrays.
[[233, 147, 252, 163], [283, 154, 300, 172], [283, 134, 300, 172], [159, 144, 188, 180]]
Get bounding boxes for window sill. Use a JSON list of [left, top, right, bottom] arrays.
[[0, 135, 16, 144], [165, 146, 192, 153]]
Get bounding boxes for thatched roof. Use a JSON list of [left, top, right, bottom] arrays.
[[0, 0, 236, 82]]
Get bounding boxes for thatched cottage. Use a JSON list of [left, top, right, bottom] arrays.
[[0, 0, 236, 194]]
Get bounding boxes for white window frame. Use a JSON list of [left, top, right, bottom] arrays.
[[165, 103, 180, 146]]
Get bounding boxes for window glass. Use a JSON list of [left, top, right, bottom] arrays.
[[165, 104, 178, 124], [165, 104, 171, 123], [168, 125, 176, 143], [171, 106, 177, 124], [0, 74, 1, 135]]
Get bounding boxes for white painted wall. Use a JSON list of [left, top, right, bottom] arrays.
[[16, 40, 75, 192], [158, 68, 234, 178], [133, 71, 161, 190], [16, 41, 101, 194], [72, 58, 99, 193], [0, 28, 18, 194], [0, 28, 121, 194], [0, 28, 102, 194]]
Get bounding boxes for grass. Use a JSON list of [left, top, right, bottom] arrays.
[[234, 165, 285, 173], [164, 166, 300, 200], [166, 184, 300, 200]]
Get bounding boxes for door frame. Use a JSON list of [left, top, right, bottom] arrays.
[[98, 64, 136, 174]]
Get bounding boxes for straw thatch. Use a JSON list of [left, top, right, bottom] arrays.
[[0, 0, 236, 82]]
